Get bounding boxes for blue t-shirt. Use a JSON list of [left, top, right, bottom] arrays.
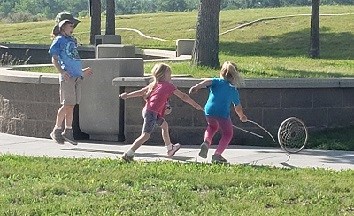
[[204, 78, 241, 119], [49, 35, 82, 80]]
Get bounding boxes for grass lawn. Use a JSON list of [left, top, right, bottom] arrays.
[[1, 155, 353, 215]]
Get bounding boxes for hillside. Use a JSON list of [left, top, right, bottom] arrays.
[[1, 6, 353, 78]]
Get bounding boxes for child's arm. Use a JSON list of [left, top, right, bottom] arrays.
[[52, 55, 70, 81], [234, 104, 247, 122], [173, 89, 203, 111], [119, 86, 149, 100], [189, 79, 212, 94]]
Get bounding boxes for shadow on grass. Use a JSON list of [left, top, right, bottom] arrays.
[[62, 147, 195, 161], [59, 143, 353, 167], [220, 27, 354, 60]]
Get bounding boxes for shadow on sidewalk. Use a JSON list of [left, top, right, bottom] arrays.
[[60, 147, 195, 162], [61, 148, 124, 155]]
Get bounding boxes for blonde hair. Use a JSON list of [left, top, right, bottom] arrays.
[[145, 63, 171, 99], [220, 61, 244, 87]]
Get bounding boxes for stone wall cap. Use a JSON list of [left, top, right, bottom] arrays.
[[112, 76, 354, 88], [0, 67, 58, 84], [2, 65, 354, 88], [96, 44, 134, 47]]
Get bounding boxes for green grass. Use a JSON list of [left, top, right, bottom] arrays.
[[2, 6, 354, 78], [1, 155, 353, 215], [15, 55, 354, 78], [307, 126, 354, 151]]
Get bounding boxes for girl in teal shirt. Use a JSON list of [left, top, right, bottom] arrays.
[[189, 61, 248, 163]]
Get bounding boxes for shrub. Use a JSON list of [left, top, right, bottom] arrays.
[[2, 12, 43, 23], [0, 51, 31, 66]]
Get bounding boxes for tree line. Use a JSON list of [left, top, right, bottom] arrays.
[[0, 0, 352, 23]]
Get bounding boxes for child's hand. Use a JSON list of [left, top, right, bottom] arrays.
[[164, 107, 172, 115], [61, 71, 70, 81], [240, 115, 248, 122], [82, 67, 93, 77], [195, 104, 204, 111], [119, 92, 128, 100]]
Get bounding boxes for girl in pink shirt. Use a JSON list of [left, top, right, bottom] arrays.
[[119, 63, 203, 162]]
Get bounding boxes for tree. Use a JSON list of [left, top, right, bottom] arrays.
[[310, 0, 320, 58], [89, 0, 101, 45], [156, 0, 188, 12], [105, 0, 115, 35], [191, 0, 221, 68]]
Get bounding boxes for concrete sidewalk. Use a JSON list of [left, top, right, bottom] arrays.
[[1, 132, 353, 171]]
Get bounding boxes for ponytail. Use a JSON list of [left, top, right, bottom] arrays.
[[220, 61, 244, 87], [144, 63, 171, 99]]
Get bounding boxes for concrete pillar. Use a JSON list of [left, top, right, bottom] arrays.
[[80, 58, 143, 141], [95, 35, 121, 46], [96, 44, 135, 58], [176, 39, 195, 57]]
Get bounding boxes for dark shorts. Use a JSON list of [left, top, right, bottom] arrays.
[[142, 109, 165, 133]]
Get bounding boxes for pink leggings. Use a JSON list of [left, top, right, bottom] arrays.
[[204, 116, 233, 155]]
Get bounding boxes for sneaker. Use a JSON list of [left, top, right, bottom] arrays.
[[212, 154, 228, 164], [198, 142, 209, 158], [122, 153, 134, 162], [62, 129, 77, 145], [167, 143, 181, 157], [50, 128, 64, 144]]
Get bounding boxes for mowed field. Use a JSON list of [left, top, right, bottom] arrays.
[[1, 5, 354, 78]]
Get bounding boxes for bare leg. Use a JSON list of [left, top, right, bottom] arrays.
[[64, 105, 75, 128], [50, 105, 66, 144], [55, 105, 66, 128], [161, 120, 181, 157], [160, 120, 172, 146], [130, 132, 151, 152]]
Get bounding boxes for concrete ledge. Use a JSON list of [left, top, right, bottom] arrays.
[[142, 49, 191, 62], [0, 67, 58, 84], [112, 77, 354, 88]]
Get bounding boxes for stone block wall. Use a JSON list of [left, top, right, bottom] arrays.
[[1, 69, 354, 148], [115, 77, 354, 147], [0, 80, 60, 138]]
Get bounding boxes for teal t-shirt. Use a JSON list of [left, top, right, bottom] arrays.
[[204, 78, 241, 119]]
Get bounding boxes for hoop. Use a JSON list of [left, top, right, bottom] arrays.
[[277, 117, 308, 153], [233, 117, 308, 154]]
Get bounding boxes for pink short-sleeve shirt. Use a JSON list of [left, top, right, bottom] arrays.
[[145, 81, 176, 117]]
